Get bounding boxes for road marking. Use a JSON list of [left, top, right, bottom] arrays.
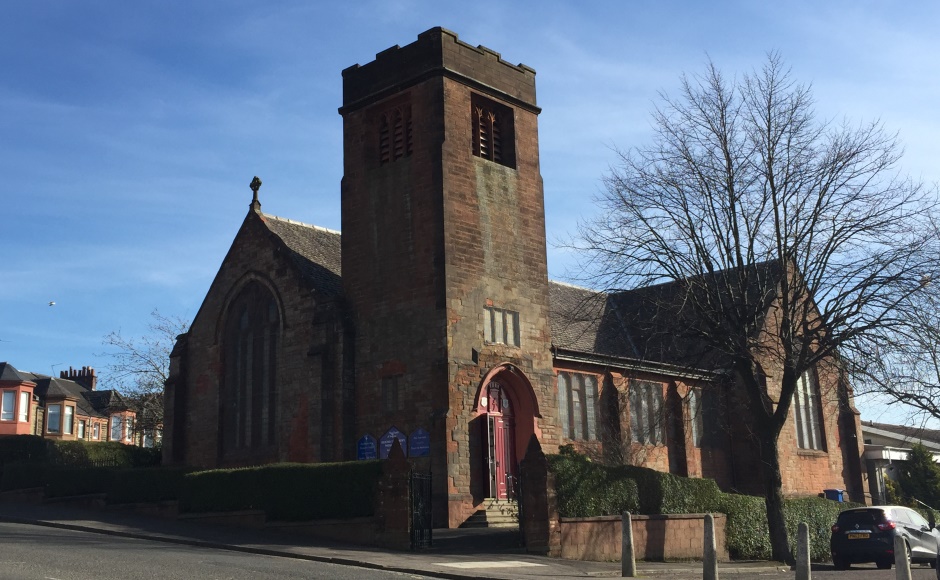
[[436, 561, 547, 569]]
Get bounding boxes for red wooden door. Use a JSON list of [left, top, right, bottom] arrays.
[[486, 383, 515, 500]]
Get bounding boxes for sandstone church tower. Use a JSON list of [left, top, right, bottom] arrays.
[[339, 28, 558, 526]]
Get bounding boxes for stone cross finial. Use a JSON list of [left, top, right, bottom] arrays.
[[249, 176, 262, 210]]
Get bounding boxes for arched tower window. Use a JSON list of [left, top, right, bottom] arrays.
[[221, 282, 279, 456], [378, 105, 413, 164], [471, 93, 515, 168]]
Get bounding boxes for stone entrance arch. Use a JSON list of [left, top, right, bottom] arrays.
[[473, 364, 540, 500]]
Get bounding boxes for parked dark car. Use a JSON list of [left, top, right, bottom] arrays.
[[831, 506, 940, 570]]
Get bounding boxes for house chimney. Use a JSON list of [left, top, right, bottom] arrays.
[[60, 366, 97, 390]]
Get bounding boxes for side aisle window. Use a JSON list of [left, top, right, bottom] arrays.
[[557, 372, 598, 441], [629, 380, 664, 445]]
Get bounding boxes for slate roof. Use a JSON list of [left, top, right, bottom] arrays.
[[85, 389, 131, 414], [31, 377, 102, 418], [261, 213, 342, 297], [0, 362, 34, 383], [548, 282, 633, 357], [548, 262, 783, 374]]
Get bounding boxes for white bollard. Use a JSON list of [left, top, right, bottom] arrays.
[[621, 511, 636, 577], [795, 522, 811, 580], [703, 513, 718, 580], [895, 534, 912, 580]]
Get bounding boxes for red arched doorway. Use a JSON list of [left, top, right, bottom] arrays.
[[474, 365, 540, 500]]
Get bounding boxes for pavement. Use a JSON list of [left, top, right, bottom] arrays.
[[0, 499, 793, 579]]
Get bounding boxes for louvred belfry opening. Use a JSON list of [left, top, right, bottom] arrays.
[[471, 93, 515, 168], [379, 105, 413, 164]]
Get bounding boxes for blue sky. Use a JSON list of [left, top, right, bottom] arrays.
[[3, 1, 938, 426]]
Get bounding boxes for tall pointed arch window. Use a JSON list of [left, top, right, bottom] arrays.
[[221, 282, 280, 456], [793, 370, 826, 451]]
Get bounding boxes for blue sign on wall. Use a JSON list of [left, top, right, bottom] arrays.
[[357, 434, 377, 460], [409, 427, 430, 457], [379, 427, 408, 459]]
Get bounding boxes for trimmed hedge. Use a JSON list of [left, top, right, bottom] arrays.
[[1, 463, 115, 497], [107, 467, 193, 504], [0, 461, 46, 491], [547, 446, 721, 517], [0, 436, 161, 469], [51, 441, 161, 468], [0, 435, 53, 465], [548, 447, 863, 561], [3, 459, 384, 521], [548, 446, 639, 516], [720, 494, 862, 561], [783, 496, 861, 562], [180, 461, 384, 521], [44, 467, 115, 498], [617, 464, 723, 515]]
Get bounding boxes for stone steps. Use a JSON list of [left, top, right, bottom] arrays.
[[460, 499, 519, 528]]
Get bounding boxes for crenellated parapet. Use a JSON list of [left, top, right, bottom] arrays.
[[341, 27, 538, 114]]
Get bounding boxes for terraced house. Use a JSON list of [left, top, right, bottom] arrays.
[[163, 28, 868, 528], [0, 363, 137, 444]]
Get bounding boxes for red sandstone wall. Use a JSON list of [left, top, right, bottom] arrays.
[[559, 514, 729, 562], [341, 29, 558, 528], [440, 73, 558, 527], [175, 211, 330, 468], [550, 352, 860, 499]]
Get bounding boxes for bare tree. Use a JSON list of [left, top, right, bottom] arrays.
[[850, 277, 940, 426], [575, 54, 940, 562], [101, 310, 189, 441]]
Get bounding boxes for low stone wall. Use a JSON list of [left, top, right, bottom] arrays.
[[559, 513, 729, 562]]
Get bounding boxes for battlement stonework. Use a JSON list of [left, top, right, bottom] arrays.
[[341, 27, 538, 113]]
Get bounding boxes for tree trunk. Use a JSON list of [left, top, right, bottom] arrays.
[[759, 429, 793, 564]]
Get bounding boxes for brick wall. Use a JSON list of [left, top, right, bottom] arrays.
[[551, 353, 863, 500]]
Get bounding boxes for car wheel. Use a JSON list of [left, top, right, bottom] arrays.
[[876, 558, 893, 570], [832, 556, 850, 570]]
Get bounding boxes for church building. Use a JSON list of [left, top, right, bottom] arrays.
[[163, 28, 868, 528]]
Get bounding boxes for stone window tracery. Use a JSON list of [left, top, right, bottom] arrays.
[[221, 282, 279, 456]]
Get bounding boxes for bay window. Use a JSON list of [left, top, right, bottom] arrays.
[[47, 404, 62, 434], [1, 391, 14, 421]]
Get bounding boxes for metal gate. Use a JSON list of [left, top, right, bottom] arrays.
[[410, 471, 432, 549]]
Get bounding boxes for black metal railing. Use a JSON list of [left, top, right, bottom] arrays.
[[515, 470, 525, 546], [410, 471, 433, 549]]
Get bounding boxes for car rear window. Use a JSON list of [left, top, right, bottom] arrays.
[[837, 510, 886, 526]]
